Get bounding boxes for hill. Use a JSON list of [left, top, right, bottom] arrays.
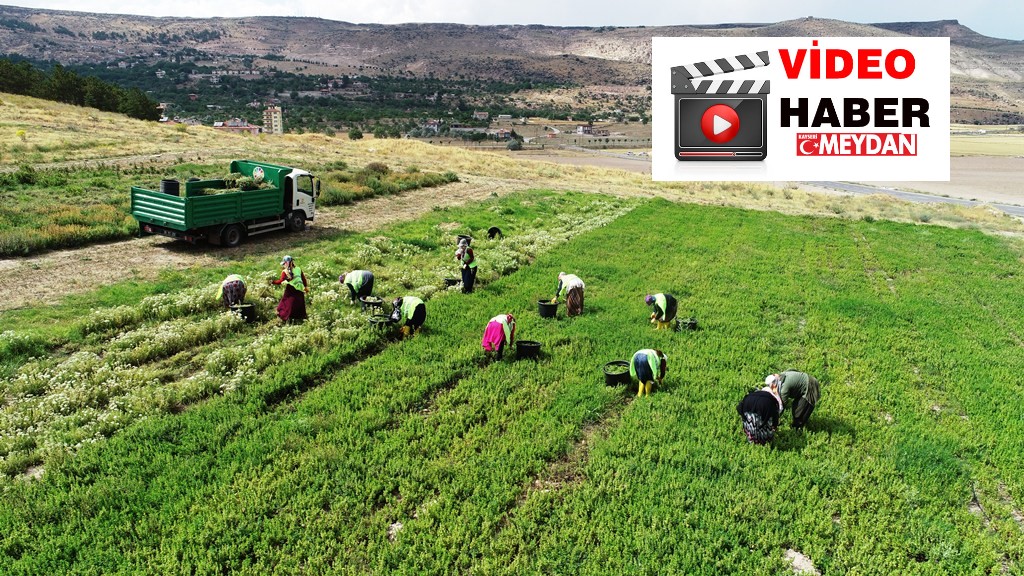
[[0, 6, 1022, 123]]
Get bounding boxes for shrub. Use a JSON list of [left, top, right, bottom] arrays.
[[363, 161, 391, 176]]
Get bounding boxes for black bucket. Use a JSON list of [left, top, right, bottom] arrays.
[[487, 226, 502, 239], [603, 360, 631, 386], [682, 317, 698, 331], [229, 303, 256, 323], [516, 340, 542, 359], [369, 315, 395, 330], [160, 178, 180, 196], [359, 296, 383, 313], [443, 278, 460, 288], [538, 300, 558, 318]]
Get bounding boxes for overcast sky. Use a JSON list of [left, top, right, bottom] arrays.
[[6, 0, 1023, 40]]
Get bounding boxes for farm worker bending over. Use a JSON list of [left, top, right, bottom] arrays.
[[339, 270, 375, 304], [271, 255, 309, 323], [737, 379, 782, 444], [482, 313, 516, 360], [217, 274, 247, 307], [645, 293, 678, 330], [391, 295, 426, 337], [766, 370, 821, 429], [553, 272, 585, 317], [455, 238, 478, 294], [630, 348, 667, 397]]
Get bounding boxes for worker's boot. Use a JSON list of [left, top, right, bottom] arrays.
[[414, 326, 422, 336], [400, 325, 411, 338], [637, 381, 645, 397], [645, 381, 654, 395]]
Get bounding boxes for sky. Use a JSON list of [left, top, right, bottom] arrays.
[[6, 0, 1023, 41]]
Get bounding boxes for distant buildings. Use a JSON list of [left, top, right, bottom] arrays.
[[262, 106, 283, 135], [213, 118, 260, 135]]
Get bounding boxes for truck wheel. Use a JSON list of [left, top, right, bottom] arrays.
[[286, 211, 306, 233], [221, 224, 245, 247]]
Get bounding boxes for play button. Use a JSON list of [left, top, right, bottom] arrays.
[[701, 104, 740, 143]]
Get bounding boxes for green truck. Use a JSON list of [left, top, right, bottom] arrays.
[[131, 160, 320, 247]]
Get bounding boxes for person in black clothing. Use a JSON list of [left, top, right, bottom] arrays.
[[736, 381, 782, 445], [339, 270, 375, 304], [455, 238, 477, 294]]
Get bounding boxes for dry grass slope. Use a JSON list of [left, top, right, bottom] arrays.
[[2, 91, 1022, 239]]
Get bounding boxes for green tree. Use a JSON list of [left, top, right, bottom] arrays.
[[348, 128, 363, 140], [44, 64, 85, 106], [119, 87, 160, 121]]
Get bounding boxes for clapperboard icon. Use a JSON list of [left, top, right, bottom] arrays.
[[672, 51, 770, 161]]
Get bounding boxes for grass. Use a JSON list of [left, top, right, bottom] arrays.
[[949, 133, 1024, 157], [0, 158, 459, 256], [0, 192, 635, 476], [4, 91, 1023, 255], [1, 198, 1023, 573]]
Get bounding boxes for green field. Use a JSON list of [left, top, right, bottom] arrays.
[[0, 160, 456, 256], [2, 196, 1023, 574]]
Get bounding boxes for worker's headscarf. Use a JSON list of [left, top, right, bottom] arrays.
[[458, 238, 469, 248], [558, 272, 566, 279], [280, 255, 294, 266], [644, 294, 655, 305], [762, 374, 783, 411]]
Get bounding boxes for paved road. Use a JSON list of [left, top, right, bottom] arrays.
[[808, 181, 1024, 218]]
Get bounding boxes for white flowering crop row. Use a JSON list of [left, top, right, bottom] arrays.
[[1, 193, 637, 477]]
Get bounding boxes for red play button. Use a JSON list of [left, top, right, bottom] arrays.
[[701, 104, 740, 143]]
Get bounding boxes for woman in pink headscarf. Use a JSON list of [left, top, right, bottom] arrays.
[[482, 313, 516, 360]]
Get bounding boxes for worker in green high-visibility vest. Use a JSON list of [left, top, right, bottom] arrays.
[[390, 295, 426, 337], [217, 274, 247, 307], [339, 269, 375, 304], [271, 255, 308, 323], [455, 238, 478, 293], [482, 313, 516, 360], [630, 348, 667, 397], [644, 293, 678, 330]]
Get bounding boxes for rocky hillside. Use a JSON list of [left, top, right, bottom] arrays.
[[0, 5, 1021, 122]]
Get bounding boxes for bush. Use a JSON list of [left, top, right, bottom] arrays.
[[363, 162, 391, 176]]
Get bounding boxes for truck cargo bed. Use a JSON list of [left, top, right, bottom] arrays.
[[130, 186, 283, 231]]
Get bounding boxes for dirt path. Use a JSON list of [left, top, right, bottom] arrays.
[[0, 175, 527, 312]]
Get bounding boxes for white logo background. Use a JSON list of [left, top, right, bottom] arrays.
[[652, 37, 950, 182]]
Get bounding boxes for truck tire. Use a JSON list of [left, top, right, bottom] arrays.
[[286, 211, 306, 233], [221, 224, 245, 247]]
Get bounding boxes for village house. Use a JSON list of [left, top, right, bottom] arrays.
[[213, 118, 260, 135]]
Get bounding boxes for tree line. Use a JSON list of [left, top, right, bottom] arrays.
[[0, 57, 160, 121]]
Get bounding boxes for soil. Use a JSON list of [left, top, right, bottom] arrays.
[[2, 152, 1016, 312], [0, 175, 525, 312]]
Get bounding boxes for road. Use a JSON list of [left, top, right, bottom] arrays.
[[808, 181, 1024, 218]]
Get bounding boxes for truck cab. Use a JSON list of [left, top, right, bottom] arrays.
[[283, 168, 318, 232]]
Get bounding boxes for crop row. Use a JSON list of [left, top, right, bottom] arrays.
[[0, 192, 636, 477], [3, 199, 1024, 573]]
